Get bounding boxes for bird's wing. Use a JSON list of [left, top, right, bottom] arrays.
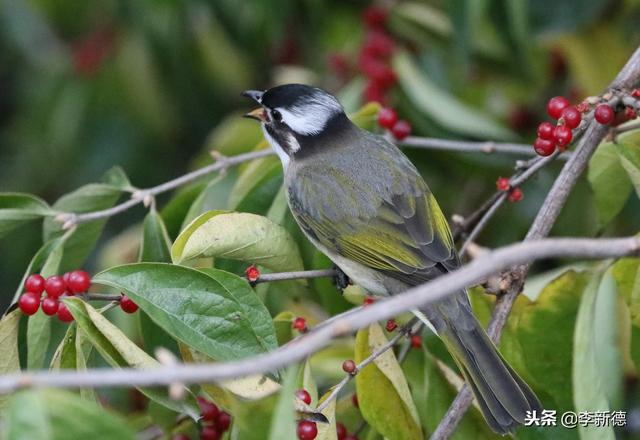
[[288, 142, 459, 287]]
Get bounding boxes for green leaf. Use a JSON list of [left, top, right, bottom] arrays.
[[616, 142, 640, 198], [573, 272, 623, 440], [42, 181, 123, 271], [172, 211, 303, 272], [393, 51, 514, 140], [2, 389, 135, 440], [0, 193, 51, 239], [514, 270, 590, 411], [160, 183, 206, 239], [50, 325, 78, 371], [139, 208, 172, 263], [50, 324, 96, 401], [587, 142, 633, 228], [138, 208, 180, 356], [402, 347, 493, 439], [227, 156, 283, 215], [181, 170, 237, 228], [355, 323, 422, 440], [349, 102, 382, 131], [0, 310, 21, 410], [204, 113, 263, 156], [64, 297, 196, 416], [612, 258, 640, 326], [273, 311, 296, 346], [268, 366, 298, 440], [92, 263, 278, 361], [100, 166, 133, 191]]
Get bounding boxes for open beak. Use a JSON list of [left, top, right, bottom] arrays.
[[242, 90, 267, 122], [244, 107, 267, 122]]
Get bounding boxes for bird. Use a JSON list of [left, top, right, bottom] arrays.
[[242, 83, 542, 434]]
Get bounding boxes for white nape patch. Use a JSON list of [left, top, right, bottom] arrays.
[[262, 125, 290, 168], [277, 92, 343, 136]]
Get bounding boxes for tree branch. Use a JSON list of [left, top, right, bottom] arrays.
[[55, 137, 571, 229], [430, 45, 640, 440], [0, 236, 637, 394], [400, 137, 571, 160]]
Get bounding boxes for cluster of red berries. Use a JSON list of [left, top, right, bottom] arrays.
[[533, 91, 640, 157], [358, 6, 397, 105], [377, 107, 412, 141], [196, 396, 231, 440], [17, 271, 138, 322], [496, 177, 524, 203], [18, 271, 91, 322]]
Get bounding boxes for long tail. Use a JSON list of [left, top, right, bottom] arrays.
[[434, 308, 542, 435]]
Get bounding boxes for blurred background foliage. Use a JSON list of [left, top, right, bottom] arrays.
[[2, 0, 640, 300], [1, 1, 640, 438]]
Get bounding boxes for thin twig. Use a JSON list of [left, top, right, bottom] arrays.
[[58, 149, 275, 228], [55, 137, 572, 229], [399, 137, 572, 160], [0, 236, 637, 394], [255, 269, 337, 284], [430, 45, 640, 440]]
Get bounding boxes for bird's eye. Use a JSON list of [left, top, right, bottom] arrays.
[[271, 109, 283, 122]]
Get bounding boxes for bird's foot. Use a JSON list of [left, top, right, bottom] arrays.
[[332, 265, 351, 292]]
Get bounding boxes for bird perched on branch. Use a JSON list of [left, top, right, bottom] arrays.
[[243, 84, 542, 434]]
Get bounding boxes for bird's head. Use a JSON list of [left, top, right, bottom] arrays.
[[242, 84, 348, 166]]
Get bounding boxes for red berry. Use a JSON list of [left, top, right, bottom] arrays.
[[197, 396, 219, 421], [67, 270, 91, 293], [632, 89, 640, 98], [245, 265, 260, 283], [362, 6, 388, 28], [351, 394, 359, 407], [292, 317, 307, 332], [547, 96, 570, 119], [200, 426, 220, 440], [410, 334, 422, 348], [216, 411, 231, 432], [378, 107, 398, 129], [385, 319, 398, 332], [508, 188, 524, 203], [44, 275, 67, 298], [533, 138, 556, 157], [553, 125, 573, 148], [41, 297, 60, 316], [18, 293, 40, 315], [536, 122, 555, 140], [336, 423, 348, 440], [120, 295, 139, 313], [362, 31, 394, 59], [496, 177, 510, 191], [62, 271, 72, 287], [295, 389, 312, 405], [297, 420, 318, 440], [57, 302, 74, 322], [363, 296, 375, 306], [625, 107, 637, 120], [594, 104, 615, 125], [391, 120, 411, 140], [342, 360, 357, 374], [561, 106, 581, 128], [24, 274, 46, 295]]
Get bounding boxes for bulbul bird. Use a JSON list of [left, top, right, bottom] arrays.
[[243, 84, 542, 434]]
